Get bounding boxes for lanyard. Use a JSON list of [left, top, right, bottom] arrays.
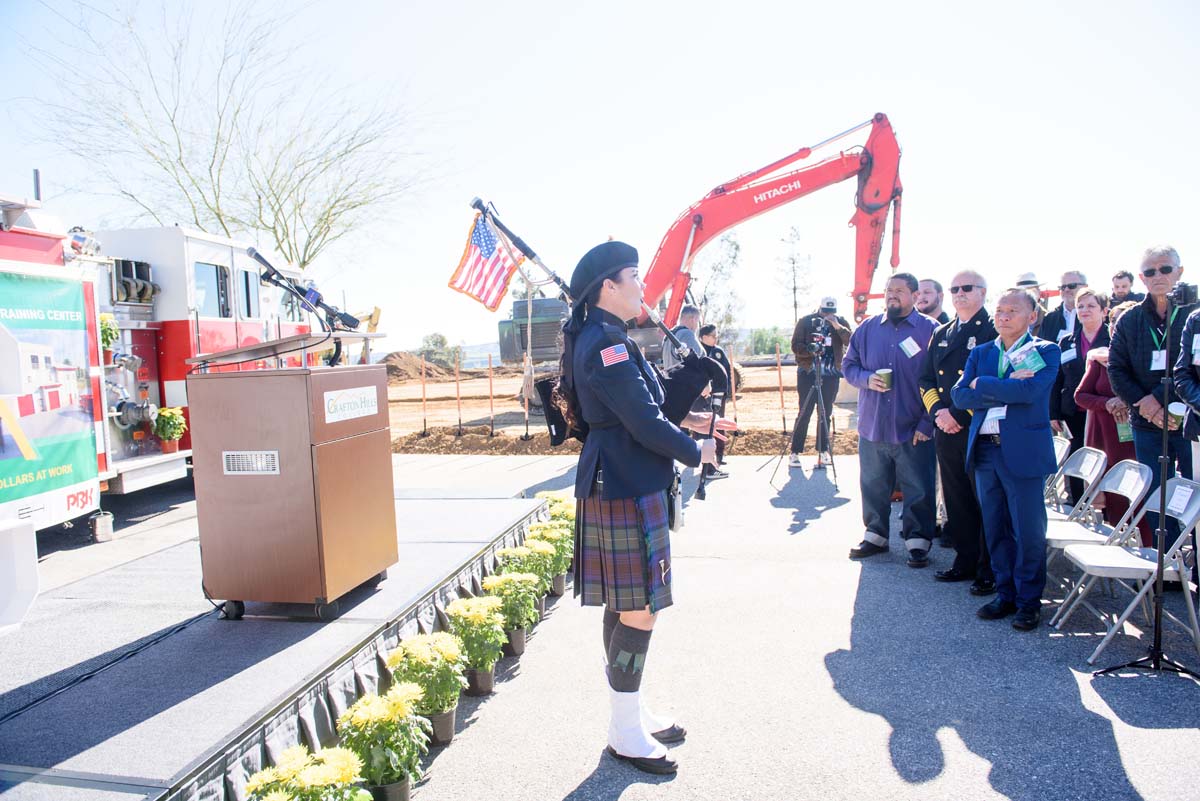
[[1149, 307, 1179, 350], [996, 332, 1029, 378]]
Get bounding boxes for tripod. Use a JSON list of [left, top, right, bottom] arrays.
[[769, 348, 839, 488], [1096, 293, 1200, 680]]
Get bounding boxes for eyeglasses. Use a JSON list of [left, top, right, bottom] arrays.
[[949, 284, 978, 294], [1059, 282, 1083, 291], [1143, 265, 1176, 277]]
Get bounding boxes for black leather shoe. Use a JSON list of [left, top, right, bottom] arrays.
[[1012, 607, 1041, 631], [849, 540, 888, 559], [906, 549, 929, 568], [652, 724, 686, 744], [969, 579, 997, 596], [606, 745, 678, 774], [977, 598, 1018, 620], [935, 567, 975, 583]]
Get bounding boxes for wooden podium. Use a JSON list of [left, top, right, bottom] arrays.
[[186, 334, 397, 620]]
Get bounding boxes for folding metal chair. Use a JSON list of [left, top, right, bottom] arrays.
[[1052, 477, 1200, 665], [1043, 436, 1075, 504], [1044, 446, 1108, 524], [1045, 460, 1152, 573]]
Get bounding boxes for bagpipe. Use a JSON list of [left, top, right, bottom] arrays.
[[471, 199, 726, 445]]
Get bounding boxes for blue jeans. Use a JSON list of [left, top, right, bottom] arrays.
[[973, 441, 1048, 609], [1132, 426, 1193, 546], [858, 436, 937, 551]]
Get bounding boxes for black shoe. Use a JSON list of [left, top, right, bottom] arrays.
[[937, 536, 956, 549], [935, 567, 975, 583], [1012, 607, 1041, 631], [707, 468, 729, 480], [977, 598, 1018, 620], [651, 724, 686, 744], [906, 549, 929, 568], [606, 745, 678, 774], [849, 540, 889, 559], [969, 579, 997, 596]]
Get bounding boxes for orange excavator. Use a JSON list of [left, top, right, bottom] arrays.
[[639, 112, 903, 327]]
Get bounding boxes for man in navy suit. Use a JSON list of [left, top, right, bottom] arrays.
[[951, 288, 1061, 630]]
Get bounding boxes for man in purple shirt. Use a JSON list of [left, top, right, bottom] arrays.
[[842, 273, 939, 567]]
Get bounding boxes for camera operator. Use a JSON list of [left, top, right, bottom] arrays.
[[789, 297, 851, 468], [1109, 246, 1197, 545]]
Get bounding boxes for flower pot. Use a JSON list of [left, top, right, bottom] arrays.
[[428, 706, 457, 746], [103, 348, 113, 365], [368, 779, 411, 801], [465, 666, 495, 696], [535, 594, 546, 620], [551, 573, 567, 597], [160, 439, 179, 454], [503, 627, 526, 657]]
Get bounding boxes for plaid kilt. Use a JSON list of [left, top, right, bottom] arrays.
[[574, 489, 673, 612]]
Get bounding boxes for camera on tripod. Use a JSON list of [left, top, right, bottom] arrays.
[[806, 316, 831, 355], [1168, 281, 1198, 306]]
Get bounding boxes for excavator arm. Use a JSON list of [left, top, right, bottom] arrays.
[[640, 113, 902, 325]]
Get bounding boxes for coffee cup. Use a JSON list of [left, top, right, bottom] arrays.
[[875, 368, 893, 390], [1167, 402, 1187, 429]]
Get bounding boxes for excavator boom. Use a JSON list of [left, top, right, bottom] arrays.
[[639, 113, 902, 325]]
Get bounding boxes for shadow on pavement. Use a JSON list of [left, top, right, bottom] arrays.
[[825, 554, 1148, 800], [559, 752, 675, 799], [769, 460, 850, 534]]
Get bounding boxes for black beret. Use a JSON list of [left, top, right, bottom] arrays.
[[570, 241, 638, 302]]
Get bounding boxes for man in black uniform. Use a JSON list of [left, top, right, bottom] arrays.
[[919, 270, 997, 595], [559, 241, 731, 775], [698, 324, 732, 471]]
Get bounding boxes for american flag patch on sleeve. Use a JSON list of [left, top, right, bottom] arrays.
[[600, 344, 630, 367]]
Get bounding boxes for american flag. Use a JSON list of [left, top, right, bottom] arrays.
[[448, 213, 524, 311]]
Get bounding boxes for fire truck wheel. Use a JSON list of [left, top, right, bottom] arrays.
[[223, 600, 245, 621], [315, 600, 340, 622]]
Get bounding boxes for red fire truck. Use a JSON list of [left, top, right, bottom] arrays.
[[0, 193, 311, 532]]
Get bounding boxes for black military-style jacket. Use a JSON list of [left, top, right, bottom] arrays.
[[572, 308, 702, 500], [919, 307, 997, 428]]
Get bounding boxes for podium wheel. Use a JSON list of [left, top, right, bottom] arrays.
[[224, 600, 245, 620], [315, 600, 340, 621]]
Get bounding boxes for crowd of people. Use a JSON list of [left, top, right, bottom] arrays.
[[804, 246, 1195, 632]]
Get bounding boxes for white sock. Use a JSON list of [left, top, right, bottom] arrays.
[[608, 689, 666, 758], [640, 697, 675, 733]]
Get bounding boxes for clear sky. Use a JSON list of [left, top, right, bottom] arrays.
[[2, 1, 1198, 353]]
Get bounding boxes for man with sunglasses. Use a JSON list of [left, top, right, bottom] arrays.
[[919, 271, 998, 594], [1109, 246, 1196, 543], [1041, 271, 1087, 346]]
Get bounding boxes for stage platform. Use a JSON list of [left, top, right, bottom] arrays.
[[0, 455, 578, 801]]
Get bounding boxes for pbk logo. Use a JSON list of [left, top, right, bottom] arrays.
[[66, 489, 95, 511]]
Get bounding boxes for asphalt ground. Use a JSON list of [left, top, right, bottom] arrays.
[[417, 455, 1200, 801]]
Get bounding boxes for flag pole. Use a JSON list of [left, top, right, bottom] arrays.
[[484, 214, 536, 441], [488, 353, 495, 437]]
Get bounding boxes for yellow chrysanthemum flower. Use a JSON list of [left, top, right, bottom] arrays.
[[496, 545, 532, 561], [316, 747, 362, 784], [295, 762, 341, 789], [482, 572, 539, 593], [527, 540, 557, 556], [273, 745, 312, 779], [260, 790, 292, 801], [244, 766, 281, 795]]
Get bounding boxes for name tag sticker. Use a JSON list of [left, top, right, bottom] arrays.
[[1116, 469, 1141, 498], [1151, 350, 1167, 371], [899, 336, 921, 358], [1167, 485, 1194, 516], [985, 406, 1007, 422], [1192, 333, 1200, 353], [1060, 348, 1077, 364]]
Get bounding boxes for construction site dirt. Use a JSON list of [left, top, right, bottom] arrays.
[[389, 363, 860, 456]]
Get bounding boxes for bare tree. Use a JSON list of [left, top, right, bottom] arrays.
[[778, 225, 813, 326], [25, 1, 418, 269], [689, 233, 743, 355]]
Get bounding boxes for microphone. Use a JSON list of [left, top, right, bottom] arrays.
[[245, 246, 277, 274]]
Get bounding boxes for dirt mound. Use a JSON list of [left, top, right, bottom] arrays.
[[384, 352, 453, 382], [393, 426, 582, 455], [392, 426, 858, 456]]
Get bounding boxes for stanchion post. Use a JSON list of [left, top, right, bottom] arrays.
[[488, 353, 495, 437], [420, 357, 428, 437], [729, 359, 740, 434], [455, 352, 463, 437], [520, 352, 533, 441]]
